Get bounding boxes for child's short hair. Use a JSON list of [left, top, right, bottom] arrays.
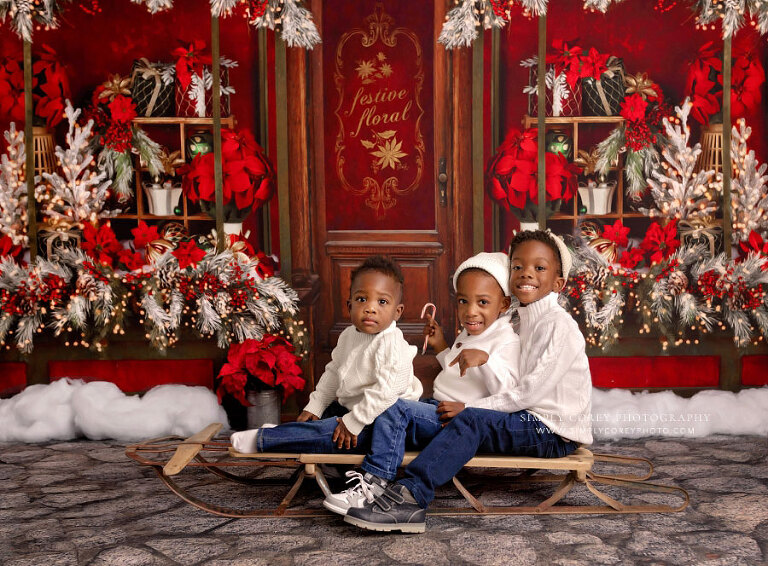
[[508, 229, 572, 279], [350, 255, 404, 299]]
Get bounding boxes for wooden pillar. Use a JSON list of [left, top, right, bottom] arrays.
[[536, 15, 546, 229], [211, 16, 225, 251], [472, 29, 484, 253], [274, 36, 292, 281], [23, 40, 37, 260], [490, 27, 500, 252], [721, 36, 732, 257]]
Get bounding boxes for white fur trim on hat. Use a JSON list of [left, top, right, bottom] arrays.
[[546, 229, 572, 280], [453, 252, 511, 297]]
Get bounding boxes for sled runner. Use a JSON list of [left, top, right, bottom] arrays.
[[126, 422, 689, 518]]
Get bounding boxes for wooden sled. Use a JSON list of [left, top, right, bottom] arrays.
[[125, 423, 689, 518]]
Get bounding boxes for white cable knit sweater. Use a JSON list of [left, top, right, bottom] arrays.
[[303, 321, 422, 435], [433, 313, 519, 404], [469, 293, 593, 445]]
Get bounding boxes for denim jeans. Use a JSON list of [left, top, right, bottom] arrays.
[[399, 407, 579, 508], [257, 400, 444, 480]]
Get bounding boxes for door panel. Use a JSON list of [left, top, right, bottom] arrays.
[[307, 0, 466, 386]]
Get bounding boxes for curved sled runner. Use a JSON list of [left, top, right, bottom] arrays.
[[125, 423, 689, 518]]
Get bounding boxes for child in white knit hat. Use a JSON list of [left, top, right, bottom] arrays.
[[344, 229, 593, 534], [322, 251, 519, 516]]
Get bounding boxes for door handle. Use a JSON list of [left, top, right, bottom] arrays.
[[438, 157, 448, 207]]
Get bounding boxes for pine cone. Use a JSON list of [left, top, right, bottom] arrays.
[[667, 270, 689, 296]]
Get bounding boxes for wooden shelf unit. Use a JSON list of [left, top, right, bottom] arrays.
[[114, 116, 236, 229], [522, 115, 649, 234]]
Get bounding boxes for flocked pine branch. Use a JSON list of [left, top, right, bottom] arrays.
[[0, 0, 64, 42], [39, 102, 116, 226], [730, 118, 768, 242], [0, 123, 29, 246], [640, 99, 721, 221], [438, 0, 512, 49]]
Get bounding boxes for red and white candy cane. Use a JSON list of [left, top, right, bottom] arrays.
[[420, 302, 437, 354]]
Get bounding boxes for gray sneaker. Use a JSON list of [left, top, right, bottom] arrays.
[[323, 471, 388, 516], [344, 484, 426, 533]]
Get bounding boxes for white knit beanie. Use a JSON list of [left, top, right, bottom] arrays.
[[452, 252, 511, 297]]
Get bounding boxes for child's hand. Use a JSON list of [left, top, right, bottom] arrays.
[[437, 401, 465, 425], [449, 348, 489, 376], [333, 418, 358, 449], [423, 315, 448, 353], [297, 410, 319, 422]]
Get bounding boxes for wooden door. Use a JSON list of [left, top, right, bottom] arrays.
[[298, 0, 474, 389]]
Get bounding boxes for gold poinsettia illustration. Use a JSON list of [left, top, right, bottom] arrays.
[[377, 51, 387, 62], [356, 59, 376, 79], [380, 63, 393, 77], [371, 137, 407, 170]]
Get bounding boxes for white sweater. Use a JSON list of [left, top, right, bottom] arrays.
[[469, 293, 593, 445], [303, 321, 422, 435], [433, 313, 519, 404]]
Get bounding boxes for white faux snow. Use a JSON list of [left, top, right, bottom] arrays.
[[0, 379, 229, 443]]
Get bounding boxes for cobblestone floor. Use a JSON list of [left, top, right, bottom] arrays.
[[1, 435, 767, 565]]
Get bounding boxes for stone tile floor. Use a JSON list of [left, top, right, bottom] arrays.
[[1, 435, 767, 565]]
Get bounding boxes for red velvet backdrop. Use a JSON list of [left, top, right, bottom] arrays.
[[0, 2, 267, 248], [490, 1, 768, 249]]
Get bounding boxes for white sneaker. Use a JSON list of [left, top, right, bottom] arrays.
[[323, 470, 388, 516]]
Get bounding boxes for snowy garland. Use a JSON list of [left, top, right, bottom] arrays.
[[0, 0, 69, 42], [0, 247, 300, 354]]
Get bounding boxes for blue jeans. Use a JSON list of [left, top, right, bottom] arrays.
[[257, 400, 442, 480], [399, 407, 579, 508]]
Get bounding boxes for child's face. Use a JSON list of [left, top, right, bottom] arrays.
[[347, 270, 404, 334], [456, 270, 511, 336], [509, 240, 566, 306]]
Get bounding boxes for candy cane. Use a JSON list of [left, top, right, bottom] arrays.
[[420, 302, 437, 355]]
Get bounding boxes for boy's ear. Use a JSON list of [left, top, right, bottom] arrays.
[[394, 303, 405, 321], [501, 296, 512, 312], [553, 276, 566, 293], [346, 299, 352, 313]]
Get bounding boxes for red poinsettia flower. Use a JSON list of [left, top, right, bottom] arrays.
[[540, 152, 581, 202], [109, 95, 137, 124], [640, 220, 680, 265], [603, 219, 630, 248], [172, 240, 207, 269], [172, 39, 212, 91], [547, 39, 584, 90], [620, 93, 648, 123], [738, 230, 768, 270], [180, 128, 275, 212], [81, 223, 123, 267], [580, 47, 610, 81], [619, 247, 644, 269], [117, 248, 146, 271], [0, 234, 22, 259], [216, 335, 305, 405], [131, 221, 161, 251]]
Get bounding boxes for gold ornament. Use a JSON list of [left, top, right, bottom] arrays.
[[589, 237, 618, 263], [160, 222, 188, 244], [624, 72, 657, 100], [159, 148, 185, 177], [99, 74, 132, 102], [580, 221, 603, 241], [146, 239, 175, 263], [575, 148, 600, 177]]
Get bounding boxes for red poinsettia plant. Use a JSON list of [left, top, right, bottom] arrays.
[[180, 128, 275, 222], [486, 127, 581, 222], [172, 39, 213, 92], [685, 39, 765, 124], [216, 334, 305, 406], [738, 230, 768, 270], [84, 89, 138, 153], [0, 44, 71, 128]]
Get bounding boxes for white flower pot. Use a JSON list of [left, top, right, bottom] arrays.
[[518, 221, 540, 232], [578, 181, 616, 215], [223, 222, 244, 236], [144, 183, 182, 216]]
